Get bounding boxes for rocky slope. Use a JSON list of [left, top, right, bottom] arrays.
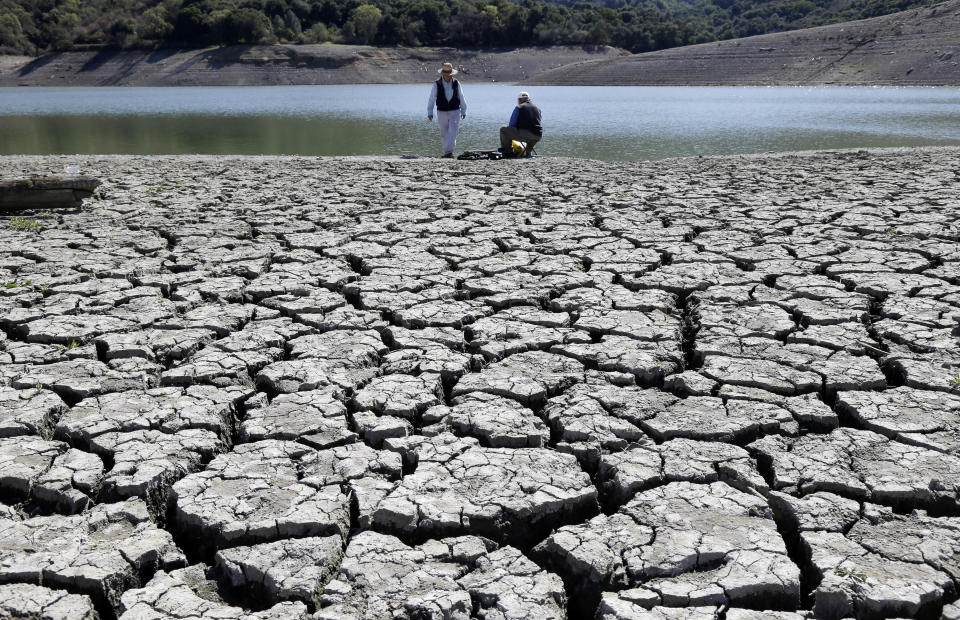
[[531, 0, 960, 85], [0, 148, 958, 618], [0, 44, 625, 87]]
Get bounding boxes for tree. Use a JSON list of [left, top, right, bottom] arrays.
[[108, 16, 137, 47], [140, 5, 174, 41], [44, 5, 82, 51], [401, 18, 424, 44], [174, 3, 214, 42], [586, 19, 611, 44], [411, 0, 444, 44], [376, 14, 403, 44], [289, 0, 310, 18], [265, 0, 288, 18], [479, 4, 501, 44], [304, 21, 330, 42], [0, 13, 25, 52], [208, 8, 234, 43], [283, 8, 302, 35], [224, 7, 274, 43], [312, 0, 342, 27], [784, 1, 817, 21], [502, 5, 529, 41], [349, 4, 381, 44]]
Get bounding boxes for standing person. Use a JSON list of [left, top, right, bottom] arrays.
[[427, 63, 467, 158], [499, 91, 542, 157]]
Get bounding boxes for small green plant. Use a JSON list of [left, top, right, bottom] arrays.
[[35, 383, 44, 392], [54, 340, 81, 351], [10, 217, 41, 232], [145, 186, 164, 194], [949, 373, 960, 389], [884, 227, 898, 235], [37, 284, 52, 296], [835, 566, 867, 582], [2, 279, 31, 288]]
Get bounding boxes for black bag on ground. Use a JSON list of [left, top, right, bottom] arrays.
[[457, 150, 503, 160]]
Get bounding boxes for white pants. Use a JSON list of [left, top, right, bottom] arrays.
[[437, 110, 461, 155]]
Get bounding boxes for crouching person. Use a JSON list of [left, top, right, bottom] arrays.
[[499, 91, 542, 157]]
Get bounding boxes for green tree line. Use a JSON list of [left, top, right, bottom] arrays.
[[0, 0, 939, 56]]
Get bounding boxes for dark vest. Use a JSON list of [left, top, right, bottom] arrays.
[[516, 101, 542, 136], [435, 78, 461, 112]]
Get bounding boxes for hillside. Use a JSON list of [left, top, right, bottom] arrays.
[[0, 0, 939, 58], [1, 0, 956, 87], [0, 44, 625, 86], [538, 0, 942, 40], [530, 0, 960, 84]]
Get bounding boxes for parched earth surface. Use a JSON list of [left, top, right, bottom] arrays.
[[0, 149, 958, 620]]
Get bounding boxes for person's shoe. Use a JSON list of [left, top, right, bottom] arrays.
[[443, 153, 454, 158]]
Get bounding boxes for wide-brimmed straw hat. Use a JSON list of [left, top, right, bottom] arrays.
[[438, 62, 458, 75]]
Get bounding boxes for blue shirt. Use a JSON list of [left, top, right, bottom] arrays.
[[508, 107, 520, 127]]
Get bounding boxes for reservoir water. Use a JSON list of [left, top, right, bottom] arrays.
[[2, 85, 959, 161]]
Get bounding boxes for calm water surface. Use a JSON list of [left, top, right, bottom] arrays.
[[2, 85, 959, 161]]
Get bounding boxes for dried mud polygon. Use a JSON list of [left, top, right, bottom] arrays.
[[0, 150, 958, 619]]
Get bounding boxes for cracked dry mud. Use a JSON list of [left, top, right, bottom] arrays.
[[0, 148, 958, 619]]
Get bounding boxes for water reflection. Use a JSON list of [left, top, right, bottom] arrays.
[[1, 85, 959, 161]]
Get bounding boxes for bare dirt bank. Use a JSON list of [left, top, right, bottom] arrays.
[[0, 44, 625, 87], [531, 0, 960, 85]]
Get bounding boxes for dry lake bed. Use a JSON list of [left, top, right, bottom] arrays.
[[0, 149, 958, 619]]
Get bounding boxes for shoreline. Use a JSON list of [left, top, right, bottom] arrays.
[[2, 145, 959, 166], [0, 44, 626, 88]]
